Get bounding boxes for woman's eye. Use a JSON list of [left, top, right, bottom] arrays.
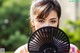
[[38, 20, 44, 23], [50, 20, 56, 23]]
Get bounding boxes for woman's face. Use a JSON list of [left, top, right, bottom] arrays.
[[32, 10, 59, 30]]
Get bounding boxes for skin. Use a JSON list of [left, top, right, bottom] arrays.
[[31, 10, 59, 30]]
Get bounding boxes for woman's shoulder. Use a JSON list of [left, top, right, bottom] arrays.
[[70, 44, 78, 53], [70, 44, 78, 49], [14, 44, 78, 53], [14, 44, 28, 53]]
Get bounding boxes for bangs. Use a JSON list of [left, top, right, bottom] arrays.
[[32, 0, 61, 19], [37, 4, 54, 19]]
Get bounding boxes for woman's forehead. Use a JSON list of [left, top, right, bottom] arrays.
[[35, 10, 58, 19]]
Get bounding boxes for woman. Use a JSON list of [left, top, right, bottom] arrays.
[[14, 0, 78, 53]]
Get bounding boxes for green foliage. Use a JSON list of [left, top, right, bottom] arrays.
[[6, 51, 13, 53], [1, 31, 29, 50], [0, 0, 31, 51], [62, 20, 80, 49]]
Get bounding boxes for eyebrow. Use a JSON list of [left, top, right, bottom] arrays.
[[36, 17, 56, 20], [50, 18, 57, 20]]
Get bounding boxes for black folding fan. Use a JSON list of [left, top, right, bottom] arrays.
[[28, 26, 70, 53]]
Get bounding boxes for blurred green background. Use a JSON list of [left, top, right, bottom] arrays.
[[0, 0, 31, 52], [0, 0, 80, 52]]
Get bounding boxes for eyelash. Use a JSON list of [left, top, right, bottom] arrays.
[[50, 20, 56, 23], [37, 19, 56, 23], [38, 20, 44, 23]]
